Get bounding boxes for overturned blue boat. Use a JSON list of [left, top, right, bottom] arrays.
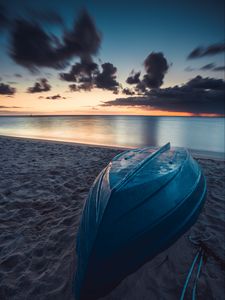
[[75, 143, 206, 300]]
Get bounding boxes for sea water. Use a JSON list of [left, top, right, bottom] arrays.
[[0, 115, 224, 154]]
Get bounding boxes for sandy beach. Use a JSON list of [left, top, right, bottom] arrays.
[[0, 136, 224, 300]]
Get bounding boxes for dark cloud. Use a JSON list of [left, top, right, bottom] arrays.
[[188, 42, 225, 59], [60, 60, 98, 82], [0, 83, 16, 95], [187, 47, 202, 59], [213, 66, 225, 71], [69, 82, 92, 92], [9, 10, 101, 71], [185, 64, 225, 72], [113, 89, 119, 95], [186, 75, 224, 90], [60, 71, 77, 82], [200, 63, 215, 70], [64, 61, 120, 92], [143, 52, 169, 89], [95, 63, 119, 91], [27, 78, 51, 93], [10, 19, 66, 71], [102, 76, 225, 115], [69, 82, 93, 92], [62, 10, 101, 60], [77, 82, 93, 91], [135, 81, 147, 94], [46, 94, 65, 100], [122, 88, 135, 95], [0, 105, 20, 108], [69, 84, 78, 92], [126, 71, 141, 84], [130, 52, 169, 94]]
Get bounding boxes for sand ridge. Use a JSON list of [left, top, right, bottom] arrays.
[[0, 137, 224, 300]]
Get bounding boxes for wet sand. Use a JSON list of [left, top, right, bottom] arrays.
[[0, 136, 224, 300]]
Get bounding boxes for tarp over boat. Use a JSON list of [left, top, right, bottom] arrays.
[[74, 143, 206, 300]]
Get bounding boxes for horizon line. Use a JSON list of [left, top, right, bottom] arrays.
[[0, 113, 224, 118]]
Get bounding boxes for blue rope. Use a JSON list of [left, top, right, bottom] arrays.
[[180, 248, 202, 300], [192, 251, 204, 300], [180, 232, 225, 299], [179, 233, 210, 300]]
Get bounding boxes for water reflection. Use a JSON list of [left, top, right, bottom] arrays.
[[0, 116, 224, 153]]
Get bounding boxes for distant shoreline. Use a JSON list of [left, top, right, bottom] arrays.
[[0, 114, 224, 118], [0, 134, 224, 160]]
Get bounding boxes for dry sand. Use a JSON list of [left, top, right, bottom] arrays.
[[0, 136, 224, 300]]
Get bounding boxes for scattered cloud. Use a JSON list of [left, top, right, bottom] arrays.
[[186, 75, 224, 90], [0, 105, 20, 108], [126, 52, 170, 94], [200, 63, 215, 70], [27, 78, 51, 93], [46, 94, 66, 100], [9, 10, 101, 71], [60, 61, 98, 82], [122, 88, 135, 95], [10, 19, 66, 71], [63, 9, 101, 60], [187, 42, 225, 59], [0, 83, 16, 95], [69, 84, 78, 92], [185, 64, 225, 72], [126, 71, 141, 84], [142, 52, 169, 89], [78, 82, 93, 91], [95, 63, 120, 92], [63, 61, 120, 92], [213, 66, 225, 71], [102, 76, 225, 115]]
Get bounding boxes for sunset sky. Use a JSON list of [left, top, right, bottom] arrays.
[[0, 0, 224, 116]]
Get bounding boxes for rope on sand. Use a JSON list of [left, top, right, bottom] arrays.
[[179, 247, 203, 300], [180, 233, 225, 299], [180, 234, 210, 300]]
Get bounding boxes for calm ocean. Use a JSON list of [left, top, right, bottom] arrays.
[[0, 116, 224, 154]]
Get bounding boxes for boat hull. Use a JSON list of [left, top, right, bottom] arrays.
[[74, 144, 207, 300]]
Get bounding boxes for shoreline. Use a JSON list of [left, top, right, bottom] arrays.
[[0, 134, 224, 160]]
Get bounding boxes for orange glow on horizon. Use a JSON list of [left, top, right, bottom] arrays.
[[0, 108, 222, 118], [0, 88, 223, 118]]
